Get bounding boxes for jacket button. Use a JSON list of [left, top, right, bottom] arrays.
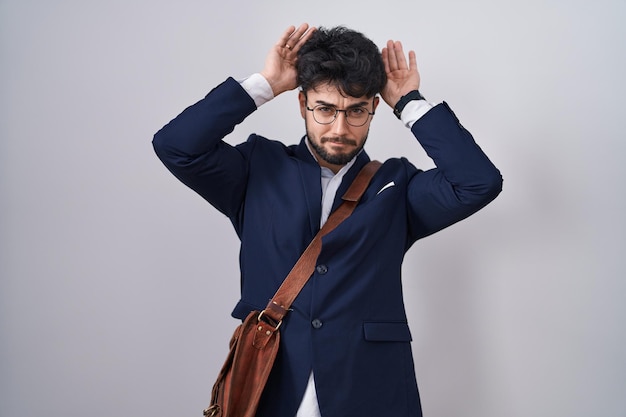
[[311, 319, 323, 329], [316, 264, 328, 274]]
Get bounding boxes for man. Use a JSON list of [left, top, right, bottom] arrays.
[[153, 23, 502, 417]]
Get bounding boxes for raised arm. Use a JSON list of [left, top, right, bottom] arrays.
[[381, 40, 502, 239], [152, 24, 315, 218]]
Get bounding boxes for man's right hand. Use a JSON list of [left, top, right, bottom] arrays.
[[260, 23, 316, 97]]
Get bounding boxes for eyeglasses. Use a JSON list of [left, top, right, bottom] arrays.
[[305, 101, 375, 127]]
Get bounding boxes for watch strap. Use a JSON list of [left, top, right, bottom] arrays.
[[393, 90, 425, 119]]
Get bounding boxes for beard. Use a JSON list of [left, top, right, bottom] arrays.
[[306, 122, 369, 166]]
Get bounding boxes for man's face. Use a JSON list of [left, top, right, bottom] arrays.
[[298, 83, 379, 173]]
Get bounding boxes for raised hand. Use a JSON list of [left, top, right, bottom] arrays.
[[260, 23, 316, 96], [380, 40, 421, 108]]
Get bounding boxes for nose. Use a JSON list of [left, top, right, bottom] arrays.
[[331, 111, 351, 134]]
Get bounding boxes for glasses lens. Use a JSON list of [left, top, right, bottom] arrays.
[[312, 106, 336, 124], [345, 108, 369, 126]]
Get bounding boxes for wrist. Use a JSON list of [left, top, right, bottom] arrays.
[[241, 73, 275, 107], [259, 72, 295, 97], [259, 71, 279, 95], [393, 90, 425, 119]]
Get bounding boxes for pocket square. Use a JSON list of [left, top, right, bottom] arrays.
[[377, 181, 396, 195]]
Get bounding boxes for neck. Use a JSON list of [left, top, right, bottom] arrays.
[[316, 157, 345, 174]]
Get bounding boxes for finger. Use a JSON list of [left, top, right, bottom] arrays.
[[386, 40, 398, 71], [284, 23, 310, 50], [408, 50, 417, 72], [381, 47, 391, 73], [277, 25, 297, 48], [292, 25, 316, 52], [393, 41, 408, 70]]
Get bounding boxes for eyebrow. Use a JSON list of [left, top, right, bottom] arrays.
[[313, 99, 370, 108]]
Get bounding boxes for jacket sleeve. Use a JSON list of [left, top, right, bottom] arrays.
[[152, 77, 257, 218], [406, 102, 503, 240]]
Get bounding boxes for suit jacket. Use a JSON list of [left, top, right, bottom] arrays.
[[153, 77, 502, 417]]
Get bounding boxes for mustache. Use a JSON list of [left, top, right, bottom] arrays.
[[320, 136, 357, 146]]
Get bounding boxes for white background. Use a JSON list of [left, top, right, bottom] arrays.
[[1, 1, 625, 416]]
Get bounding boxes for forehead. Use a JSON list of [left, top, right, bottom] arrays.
[[305, 83, 371, 106]]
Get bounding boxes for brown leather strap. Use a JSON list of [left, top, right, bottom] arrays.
[[262, 160, 382, 324]]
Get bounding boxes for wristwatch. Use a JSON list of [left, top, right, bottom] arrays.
[[393, 90, 425, 119]]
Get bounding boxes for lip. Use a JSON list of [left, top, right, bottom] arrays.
[[324, 138, 356, 147], [326, 142, 353, 151], [328, 141, 350, 147]]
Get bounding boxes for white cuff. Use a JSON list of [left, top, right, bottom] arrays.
[[400, 99, 435, 128], [239, 73, 274, 108]]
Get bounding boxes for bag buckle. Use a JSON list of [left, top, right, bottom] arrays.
[[257, 310, 282, 331]]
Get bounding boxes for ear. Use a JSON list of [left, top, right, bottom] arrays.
[[373, 96, 380, 112], [298, 91, 307, 119]]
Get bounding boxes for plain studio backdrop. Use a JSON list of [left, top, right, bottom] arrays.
[[1, 1, 624, 416]]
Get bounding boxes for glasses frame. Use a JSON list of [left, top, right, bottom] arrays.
[[304, 98, 376, 127]]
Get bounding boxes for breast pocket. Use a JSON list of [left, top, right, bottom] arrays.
[[363, 321, 412, 342]]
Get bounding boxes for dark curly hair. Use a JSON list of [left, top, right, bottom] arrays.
[[296, 26, 386, 98]]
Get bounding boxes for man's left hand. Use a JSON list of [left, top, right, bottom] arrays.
[[381, 40, 421, 108]]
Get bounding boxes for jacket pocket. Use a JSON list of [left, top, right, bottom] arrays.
[[363, 321, 412, 342]]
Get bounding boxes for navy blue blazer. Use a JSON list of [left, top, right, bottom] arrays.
[[153, 77, 502, 417]]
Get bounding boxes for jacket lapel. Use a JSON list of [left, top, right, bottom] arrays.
[[331, 150, 371, 212], [294, 137, 323, 237]]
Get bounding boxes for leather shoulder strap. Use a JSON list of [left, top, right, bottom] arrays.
[[262, 160, 382, 324]]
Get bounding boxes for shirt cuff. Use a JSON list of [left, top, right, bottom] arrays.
[[239, 73, 274, 108], [400, 99, 435, 128]]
